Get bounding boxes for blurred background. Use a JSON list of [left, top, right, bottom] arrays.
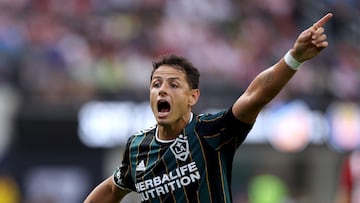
[[0, 0, 359, 202]]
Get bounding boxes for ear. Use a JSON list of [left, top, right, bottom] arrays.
[[189, 89, 200, 106]]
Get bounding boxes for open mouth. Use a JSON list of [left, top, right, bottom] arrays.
[[157, 100, 170, 113]]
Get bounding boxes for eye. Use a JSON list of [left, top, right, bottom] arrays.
[[152, 81, 161, 88], [170, 83, 179, 88]]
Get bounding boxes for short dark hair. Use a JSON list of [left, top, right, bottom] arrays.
[[151, 54, 200, 89]]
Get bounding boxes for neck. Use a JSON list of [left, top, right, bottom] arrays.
[[157, 112, 193, 141]]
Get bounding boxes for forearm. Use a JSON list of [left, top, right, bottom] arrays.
[[249, 58, 296, 105], [232, 58, 296, 123], [84, 177, 128, 203]]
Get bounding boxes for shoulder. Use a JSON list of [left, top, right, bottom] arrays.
[[125, 125, 156, 145], [195, 108, 253, 132], [133, 124, 156, 136], [196, 110, 227, 122]]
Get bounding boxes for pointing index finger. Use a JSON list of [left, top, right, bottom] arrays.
[[313, 13, 333, 29]]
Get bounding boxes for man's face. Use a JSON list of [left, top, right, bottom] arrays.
[[150, 65, 199, 126]]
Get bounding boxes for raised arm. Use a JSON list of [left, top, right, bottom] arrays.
[[232, 13, 333, 124], [84, 176, 130, 203]]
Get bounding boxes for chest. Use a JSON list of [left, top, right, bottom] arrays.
[[129, 135, 206, 200], [131, 134, 205, 179]]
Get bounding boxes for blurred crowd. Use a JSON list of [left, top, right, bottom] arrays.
[[0, 1, 359, 202], [0, 0, 359, 111]]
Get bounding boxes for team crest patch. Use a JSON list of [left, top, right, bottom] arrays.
[[170, 134, 189, 161]]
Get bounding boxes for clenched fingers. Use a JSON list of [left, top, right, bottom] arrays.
[[312, 27, 328, 48]]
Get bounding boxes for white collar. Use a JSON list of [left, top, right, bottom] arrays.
[[155, 112, 193, 143]]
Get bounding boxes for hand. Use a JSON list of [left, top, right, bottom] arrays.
[[291, 13, 333, 62]]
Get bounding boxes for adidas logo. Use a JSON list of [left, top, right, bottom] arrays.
[[136, 160, 146, 171]]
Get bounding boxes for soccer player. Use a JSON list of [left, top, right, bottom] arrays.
[[335, 150, 360, 203], [84, 13, 333, 203]]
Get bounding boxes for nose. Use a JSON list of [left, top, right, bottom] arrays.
[[158, 83, 168, 96]]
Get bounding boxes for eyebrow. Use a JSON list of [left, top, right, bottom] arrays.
[[151, 76, 182, 81]]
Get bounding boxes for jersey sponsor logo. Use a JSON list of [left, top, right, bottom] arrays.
[[135, 161, 201, 201], [170, 134, 189, 161]]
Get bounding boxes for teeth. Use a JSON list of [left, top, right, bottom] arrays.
[[157, 100, 170, 113]]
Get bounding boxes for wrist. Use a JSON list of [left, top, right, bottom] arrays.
[[284, 50, 302, 70]]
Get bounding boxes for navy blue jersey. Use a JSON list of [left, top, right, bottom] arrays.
[[113, 108, 252, 203]]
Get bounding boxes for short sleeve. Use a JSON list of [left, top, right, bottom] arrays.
[[197, 108, 253, 150], [112, 137, 136, 191]]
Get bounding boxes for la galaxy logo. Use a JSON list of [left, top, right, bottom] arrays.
[[170, 134, 189, 161]]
